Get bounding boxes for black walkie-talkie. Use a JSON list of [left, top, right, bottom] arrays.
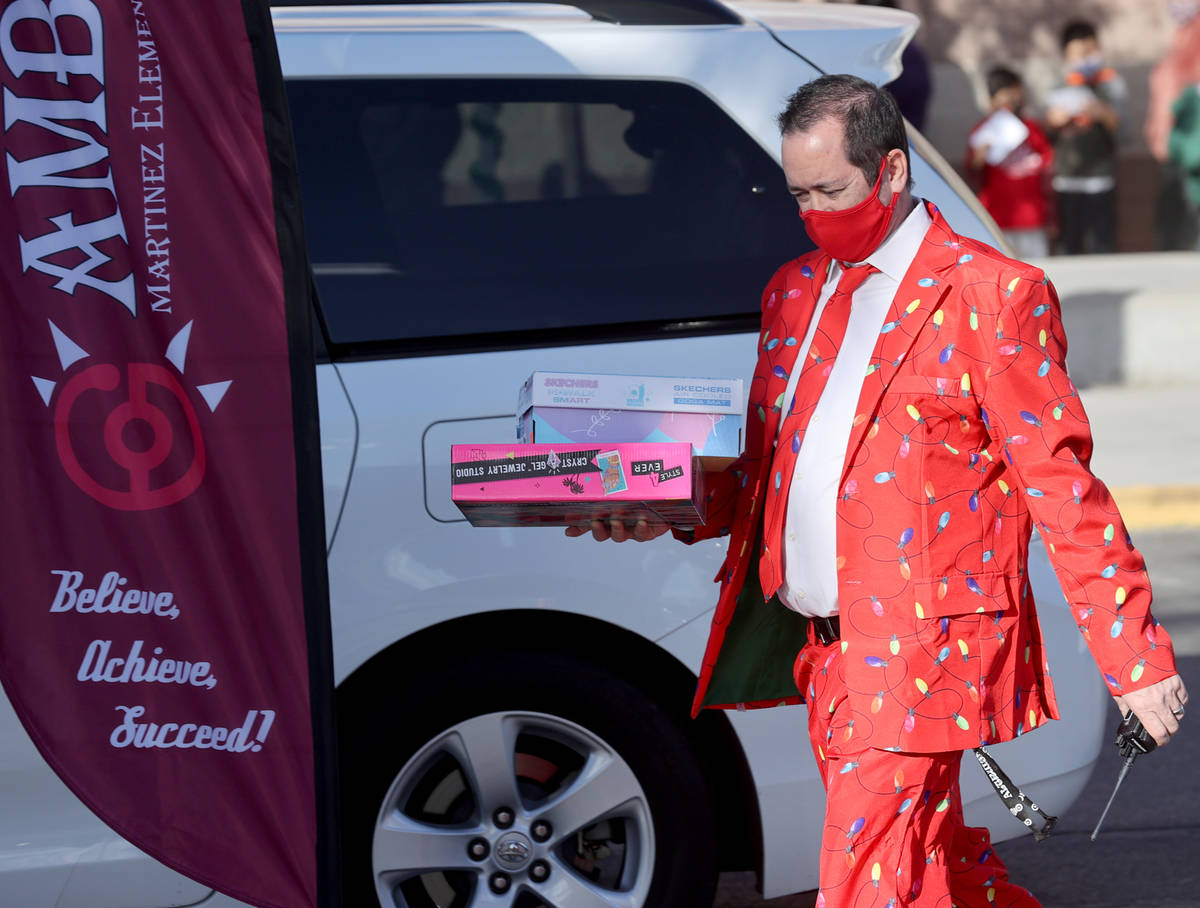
[[1091, 711, 1157, 841]]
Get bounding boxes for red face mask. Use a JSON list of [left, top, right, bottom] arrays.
[[800, 158, 899, 264]]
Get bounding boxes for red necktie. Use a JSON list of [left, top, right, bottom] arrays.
[[759, 263, 878, 598]]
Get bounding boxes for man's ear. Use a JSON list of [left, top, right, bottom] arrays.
[[885, 148, 909, 194]]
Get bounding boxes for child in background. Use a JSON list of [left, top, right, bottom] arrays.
[[1045, 19, 1126, 253], [966, 66, 1055, 259]]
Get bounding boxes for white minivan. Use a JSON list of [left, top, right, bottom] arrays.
[[0, 3, 1108, 907]]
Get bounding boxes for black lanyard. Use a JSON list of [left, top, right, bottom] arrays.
[[972, 746, 1058, 841]]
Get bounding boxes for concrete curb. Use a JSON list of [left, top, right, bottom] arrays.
[[1031, 253, 1200, 389]]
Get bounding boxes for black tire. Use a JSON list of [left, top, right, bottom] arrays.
[[338, 645, 720, 908]]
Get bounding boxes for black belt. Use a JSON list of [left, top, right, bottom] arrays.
[[811, 615, 840, 645]]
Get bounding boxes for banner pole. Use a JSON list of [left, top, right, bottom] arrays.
[[239, 3, 342, 904]]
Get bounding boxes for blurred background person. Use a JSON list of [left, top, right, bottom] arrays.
[[1167, 86, 1200, 250], [1045, 19, 1125, 254], [1145, 0, 1200, 249], [857, 0, 932, 130], [966, 65, 1055, 258]]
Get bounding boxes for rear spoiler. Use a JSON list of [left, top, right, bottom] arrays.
[[730, 1, 917, 86]]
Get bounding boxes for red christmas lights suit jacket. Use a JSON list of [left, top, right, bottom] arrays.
[[687, 202, 1177, 753]]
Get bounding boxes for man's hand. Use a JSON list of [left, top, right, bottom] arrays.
[[1116, 674, 1189, 746], [564, 518, 670, 542]]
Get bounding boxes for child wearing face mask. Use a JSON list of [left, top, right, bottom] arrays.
[[1045, 19, 1126, 254], [965, 66, 1055, 259]]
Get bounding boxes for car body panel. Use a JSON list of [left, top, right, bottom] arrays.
[[326, 335, 747, 685], [0, 694, 211, 908], [317, 363, 358, 550]]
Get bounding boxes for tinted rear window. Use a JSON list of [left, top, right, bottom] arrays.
[[286, 78, 813, 348]]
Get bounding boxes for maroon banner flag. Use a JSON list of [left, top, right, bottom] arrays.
[[0, 2, 337, 906]]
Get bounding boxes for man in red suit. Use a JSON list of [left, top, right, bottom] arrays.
[[569, 74, 1187, 907]]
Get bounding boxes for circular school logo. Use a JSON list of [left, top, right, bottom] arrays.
[[52, 360, 207, 511]]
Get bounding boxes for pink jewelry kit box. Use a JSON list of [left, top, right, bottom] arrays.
[[451, 442, 705, 528]]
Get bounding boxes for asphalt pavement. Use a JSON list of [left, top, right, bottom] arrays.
[[714, 381, 1200, 908], [995, 646, 1200, 908], [991, 527, 1200, 908]]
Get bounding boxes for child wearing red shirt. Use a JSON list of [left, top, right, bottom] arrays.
[[966, 66, 1055, 258]]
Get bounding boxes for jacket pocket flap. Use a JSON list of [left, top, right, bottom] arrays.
[[885, 374, 970, 398], [910, 571, 1012, 618]]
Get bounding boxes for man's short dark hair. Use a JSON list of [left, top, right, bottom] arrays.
[[1061, 19, 1097, 49], [776, 74, 911, 188], [986, 66, 1022, 98]]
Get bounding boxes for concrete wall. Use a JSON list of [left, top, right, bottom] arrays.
[[1032, 252, 1199, 388]]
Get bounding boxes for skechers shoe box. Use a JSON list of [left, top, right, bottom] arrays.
[[517, 371, 744, 459]]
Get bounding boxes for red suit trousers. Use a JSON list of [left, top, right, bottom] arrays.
[[794, 636, 1043, 908]]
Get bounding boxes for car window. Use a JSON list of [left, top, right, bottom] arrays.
[[286, 78, 813, 351]]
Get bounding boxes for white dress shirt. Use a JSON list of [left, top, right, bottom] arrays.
[[777, 201, 932, 617]]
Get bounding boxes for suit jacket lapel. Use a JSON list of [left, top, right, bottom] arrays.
[[754, 254, 831, 454], [840, 203, 963, 484]]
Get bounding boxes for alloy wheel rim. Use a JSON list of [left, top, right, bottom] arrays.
[[372, 710, 655, 907]]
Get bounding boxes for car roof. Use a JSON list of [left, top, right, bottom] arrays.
[[272, 0, 741, 24], [272, 4, 597, 32]]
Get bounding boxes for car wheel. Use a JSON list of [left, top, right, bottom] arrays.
[[339, 648, 720, 907]]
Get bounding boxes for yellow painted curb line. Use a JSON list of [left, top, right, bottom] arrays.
[[1109, 485, 1200, 531]]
